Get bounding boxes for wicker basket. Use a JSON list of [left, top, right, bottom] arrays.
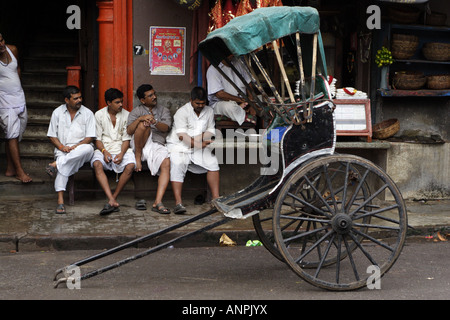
[[426, 12, 447, 26], [392, 71, 426, 90], [427, 74, 450, 90], [373, 119, 400, 140], [391, 35, 419, 59], [388, 6, 421, 24], [423, 42, 450, 61]]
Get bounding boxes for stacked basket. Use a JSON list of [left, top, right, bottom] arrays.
[[422, 42, 450, 62], [392, 71, 427, 90], [427, 75, 450, 90], [391, 34, 419, 60]]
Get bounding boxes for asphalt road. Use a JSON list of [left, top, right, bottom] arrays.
[[0, 240, 448, 303]]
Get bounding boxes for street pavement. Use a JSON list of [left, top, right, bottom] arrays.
[[0, 193, 449, 252]]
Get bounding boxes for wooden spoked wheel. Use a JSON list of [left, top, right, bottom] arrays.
[[273, 154, 407, 291]]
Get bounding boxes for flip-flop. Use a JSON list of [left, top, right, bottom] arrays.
[[173, 203, 187, 215], [55, 204, 66, 215], [46, 164, 57, 178], [99, 203, 120, 216], [152, 203, 171, 215], [135, 199, 147, 211]]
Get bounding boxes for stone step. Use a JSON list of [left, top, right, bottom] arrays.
[[21, 71, 67, 87], [22, 121, 50, 139], [23, 57, 75, 73], [26, 43, 77, 58], [23, 85, 66, 103]]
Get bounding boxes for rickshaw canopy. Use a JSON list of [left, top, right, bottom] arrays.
[[199, 6, 322, 66]]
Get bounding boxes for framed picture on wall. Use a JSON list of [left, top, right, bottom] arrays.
[[150, 26, 186, 76]]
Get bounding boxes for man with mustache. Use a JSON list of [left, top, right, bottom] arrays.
[[46, 86, 96, 214], [127, 84, 172, 214], [0, 33, 32, 183]]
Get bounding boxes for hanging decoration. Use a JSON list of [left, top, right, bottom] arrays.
[[223, 0, 237, 25], [236, 0, 254, 17], [172, 0, 203, 10], [208, 0, 224, 33]]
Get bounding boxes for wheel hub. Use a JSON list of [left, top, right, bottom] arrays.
[[331, 213, 353, 234]]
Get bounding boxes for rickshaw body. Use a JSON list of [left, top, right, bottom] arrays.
[[200, 6, 408, 291]]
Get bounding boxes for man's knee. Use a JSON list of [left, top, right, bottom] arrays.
[[93, 160, 103, 171]]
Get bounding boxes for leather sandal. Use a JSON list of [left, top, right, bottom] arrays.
[[152, 203, 171, 215]]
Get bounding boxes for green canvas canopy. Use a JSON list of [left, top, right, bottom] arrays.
[[199, 6, 322, 66]]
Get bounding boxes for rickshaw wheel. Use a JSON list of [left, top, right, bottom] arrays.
[[273, 154, 407, 291], [253, 209, 284, 262]]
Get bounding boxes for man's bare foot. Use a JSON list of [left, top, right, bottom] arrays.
[[135, 158, 142, 172], [108, 199, 120, 208], [15, 172, 33, 183]]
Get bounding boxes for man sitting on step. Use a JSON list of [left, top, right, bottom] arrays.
[[91, 88, 136, 216], [46, 86, 96, 214]]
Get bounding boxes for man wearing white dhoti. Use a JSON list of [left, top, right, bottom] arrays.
[[91, 88, 136, 216], [0, 33, 32, 183], [127, 84, 172, 214], [46, 86, 96, 214], [206, 56, 256, 125], [167, 87, 220, 214]]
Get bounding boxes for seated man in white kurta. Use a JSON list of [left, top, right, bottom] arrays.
[[167, 87, 220, 215], [206, 56, 256, 125], [91, 88, 136, 216], [46, 86, 96, 214]]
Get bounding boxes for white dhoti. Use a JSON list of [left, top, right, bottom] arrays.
[[140, 134, 169, 176], [169, 146, 220, 183], [54, 144, 94, 192], [0, 105, 27, 141], [90, 150, 136, 173], [213, 101, 246, 125]]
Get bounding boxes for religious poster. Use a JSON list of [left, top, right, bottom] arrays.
[[149, 27, 186, 75]]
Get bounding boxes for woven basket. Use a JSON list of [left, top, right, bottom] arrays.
[[373, 119, 400, 140], [426, 12, 447, 26], [423, 42, 450, 61], [427, 74, 450, 90], [391, 35, 419, 59], [392, 71, 426, 90], [388, 6, 420, 24]]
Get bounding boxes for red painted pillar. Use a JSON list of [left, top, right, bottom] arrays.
[[97, 0, 133, 110]]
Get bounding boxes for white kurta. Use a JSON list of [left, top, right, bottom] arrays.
[[167, 102, 219, 182], [206, 58, 251, 125], [47, 104, 96, 191]]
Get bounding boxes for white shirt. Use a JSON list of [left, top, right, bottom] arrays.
[[206, 57, 251, 108], [95, 107, 132, 155], [167, 102, 216, 153], [47, 104, 96, 155]]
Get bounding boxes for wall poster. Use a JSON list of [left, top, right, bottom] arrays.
[[149, 27, 186, 76]]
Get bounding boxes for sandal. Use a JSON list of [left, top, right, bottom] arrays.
[[152, 203, 171, 215], [99, 203, 120, 216], [55, 204, 66, 215], [173, 203, 187, 215], [46, 164, 57, 179], [135, 199, 147, 211]]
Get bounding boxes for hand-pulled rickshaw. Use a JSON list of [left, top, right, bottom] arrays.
[[54, 7, 407, 291]]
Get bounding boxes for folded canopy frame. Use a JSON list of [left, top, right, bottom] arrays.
[[198, 6, 329, 126]]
